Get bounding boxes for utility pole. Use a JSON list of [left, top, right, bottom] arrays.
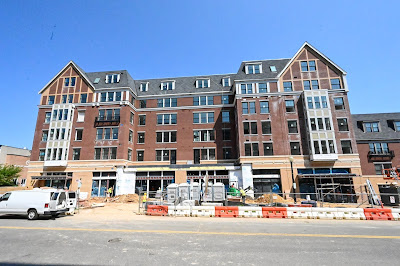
[[289, 156, 297, 204]]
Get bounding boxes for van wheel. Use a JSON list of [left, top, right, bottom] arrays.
[[27, 209, 38, 220]]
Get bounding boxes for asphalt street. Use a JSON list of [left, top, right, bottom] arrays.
[[0, 215, 399, 265]]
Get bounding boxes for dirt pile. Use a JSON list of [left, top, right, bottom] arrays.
[[253, 194, 287, 204], [110, 194, 139, 203]]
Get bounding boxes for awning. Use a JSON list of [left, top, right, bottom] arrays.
[[136, 176, 174, 180], [298, 173, 356, 179], [187, 175, 229, 180], [31, 176, 72, 180]]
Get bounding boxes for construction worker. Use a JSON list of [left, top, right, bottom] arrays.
[[142, 192, 147, 204], [240, 187, 246, 204], [107, 187, 113, 197]]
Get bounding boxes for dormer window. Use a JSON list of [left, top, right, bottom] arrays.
[[269, 66, 277, 72], [246, 64, 262, 74], [222, 77, 230, 87], [364, 122, 380, 132], [106, 74, 120, 84], [394, 121, 400, 131], [161, 81, 174, 90], [64, 77, 76, 87], [140, 83, 148, 92], [196, 79, 210, 88]]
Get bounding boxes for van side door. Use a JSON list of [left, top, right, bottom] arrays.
[[0, 193, 12, 213]]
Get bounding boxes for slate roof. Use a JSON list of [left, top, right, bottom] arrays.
[[352, 113, 400, 142], [235, 59, 291, 80], [86, 70, 137, 94]]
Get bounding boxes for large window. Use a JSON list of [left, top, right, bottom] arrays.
[[222, 111, 230, 123], [369, 143, 389, 154], [94, 147, 117, 160], [243, 122, 257, 135], [157, 131, 177, 143], [245, 143, 259, 156], [301, 61, 316, 71], [193, 96, 213, 106], [72, 148, 80, 160], [96, 128, 118, 140], [288, 120, 298, 133], [98, 109, 120, 120], [283, 81, 293, 92], [80, 94, 87, 103], [194, 148, 216, 163], [158, 98, 177, 107], [341, 140, 352, 154], [364, 122, 380, 132], [193, 130, 215, 142], [99, 91, 122, 102], [337, 118, 349, 131], [260, 101, 269, 114], [241, 84, 253, 94], [334, 97, 345, 110], [258, 83, 268, 93], [157, 114, 177, 125], [331, 79, 341, 89], [137, 132, 145, 144], [246, 64, 261, 74], [64, 77, 76, 87], [290, 142, 301, 155], [48, 96, 55, 105], [261, 121, 271, 134], [374, 163, 392, 175], [139, 115, 146, 125], [156, 150, 176, 163], [193, 112, 214, 124], [303, 80, 311, 90], [242, 102, 256, 114], [285, 100, 295, 112], [196, 79, 209, 88]]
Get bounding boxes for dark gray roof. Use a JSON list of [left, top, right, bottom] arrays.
[[86, 70, 137, 94], [235, 59, 291, 80], [352, 113, 400, 142]]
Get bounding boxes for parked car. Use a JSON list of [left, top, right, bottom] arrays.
[[0, 189, 69, 220]]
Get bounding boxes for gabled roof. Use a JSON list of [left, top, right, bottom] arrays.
[[38, 61, 95, 94], [277, 42, 347, 78]]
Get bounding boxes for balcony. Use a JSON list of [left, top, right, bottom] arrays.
[[368, 150, 395, 161], [94, 116, 120, 127]]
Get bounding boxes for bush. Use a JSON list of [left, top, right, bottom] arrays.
[[0, 165, 22, 186]]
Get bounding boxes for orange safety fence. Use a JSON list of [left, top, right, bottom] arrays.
[[262, 207, 287, 218], [146, 205, 169, 216], [215, 206, 239, 218], [363, 208, 394, 220]]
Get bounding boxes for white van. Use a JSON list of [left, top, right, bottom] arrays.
[[0, 189, 69, 220]]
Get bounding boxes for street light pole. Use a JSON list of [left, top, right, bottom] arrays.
[[289, 156, 297, 203]]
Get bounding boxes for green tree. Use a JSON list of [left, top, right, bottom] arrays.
[[0, 165, 22, 186]]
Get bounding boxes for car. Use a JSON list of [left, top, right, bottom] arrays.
[[0, 189, 69, 220]]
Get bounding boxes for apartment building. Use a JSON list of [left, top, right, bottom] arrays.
[[0, 145, 31, 186], [352, 113, 400, 194], [27, 42, 362, 200]]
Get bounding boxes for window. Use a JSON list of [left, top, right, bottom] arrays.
[[48, 96, 55, 105], [68, 95, 73, 103], [337, 118, 349, 131], [394, 121, 400, 131], [62, 95, 67, 103], [283, 82, 293, 92], [64, 77, 76, 87], [303, 81, 311, 90], [314, 97, 321, 109], [157, 131, 177, 143], [325, 118, 331, 130], [242, 102, 256, 114], [194, 148, 216, 162], [137, 150, 144, 161], [222, 128, 231, 141], [288, 120, 298, 133], [193, 96, 213, 106], [311, 80, 319, 90], [42, 130, 48, 141], [106, 74, 120, 83], [72, 148, 80, 160], [196, 79, 209, 88], [128, 149, 132, 161], [261, 121, 271, 134], [98, 109, 119, 120], [341, 140, 352, 154], [161, 81, 174, 90], [193, 130, 215, 142], [140, 100, 147, 108], [260, 101, 269, 114], [331, 79, 341, 89], [258, 83, 268, 93], [137, 132, 145, 144], [243, 122, 257, 135], [374, 163, 392, 175], [140, 83, 148, 92], [39, 149, 45, 161], [223, 77, 230, 87], [334, 97, 345, 110], [301, 61, 308, 71], [321, 96, 328, 108], [94, 147, 117, 160], [241, 84, 253, 94], [77, 110, 85, 122], [309, 61, 316, 71], [222, 111, 230, 123], [139, 115, 146, 125], [285, 100, 295, 112], [156, 150, 177, 163], [158, 98, 178, 107], [157, 114, 177, 125], [223, 147, 232, 159], [75, 129, 83, 141], [246, 64, 261, 74], [96, 128, 118, 140], [369, 143, 389, 154], [270, 66, 277, 72], [222, 95, 229, 104], [193, 112, 214, 124], [107, 93, 114, 102], [45, 112, 51, 123], [364, 122, 380, 132], [80, 94, 87, 103], [130, 112, 134, 124], [100, 93, 107, 102], [290, 142, 301, 155], [245, 143, 259, 156]]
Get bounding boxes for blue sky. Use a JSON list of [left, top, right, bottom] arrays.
[[0, 0, 399, 149]]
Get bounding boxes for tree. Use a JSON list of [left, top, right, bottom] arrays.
[[0, 165, 22, 186]]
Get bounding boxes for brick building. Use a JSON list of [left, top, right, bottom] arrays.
[[27, 42, 363, 200], [0, 145, 31, 186], [352, 113, 400, 195]]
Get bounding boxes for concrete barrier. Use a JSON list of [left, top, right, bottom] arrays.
[[287, 207, 312, 219], [192, 206, 215, 217], [238, 206, 262, 218]]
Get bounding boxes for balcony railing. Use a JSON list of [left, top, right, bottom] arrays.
[[94, 116, 120, 127], [368, 150, 395, 160]]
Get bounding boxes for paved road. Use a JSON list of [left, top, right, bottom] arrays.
[[0, 214, 399, 265]]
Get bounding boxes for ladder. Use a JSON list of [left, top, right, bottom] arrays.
[[366, 179, 383, 208]]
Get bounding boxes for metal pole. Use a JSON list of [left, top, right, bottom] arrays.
[[290, 161, 297, 204]]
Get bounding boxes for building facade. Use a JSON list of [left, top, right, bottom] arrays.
[[0, 145, 31, 186], [27, 42, 363, 200], [352, 113, 400, 195]]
